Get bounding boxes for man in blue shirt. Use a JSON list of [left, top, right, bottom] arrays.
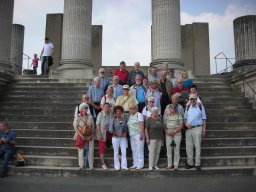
[[129, 74, 147, 112], [184, 94, 206, 171], [88, 77, 105, 122], [0, 121, 16, 178]]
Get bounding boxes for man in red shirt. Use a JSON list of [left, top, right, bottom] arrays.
[[171, 77, 190, 94], [113, 61, 129, 85]]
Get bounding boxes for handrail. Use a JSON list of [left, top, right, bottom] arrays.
[[9, 57, 27, 75], [214, 52, 235, 74], [23, 53, 31, 69]]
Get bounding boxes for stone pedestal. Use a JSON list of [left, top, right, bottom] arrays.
[[151, 0, 184, 70], [91, 25, 103, 74], [58, 0, 93, 79], [10, 24, 25, 76], [45, 14, 63, 70], [233, 15, 256, 68], [0, 0, 14, 75], [181, 23, 210, 75]]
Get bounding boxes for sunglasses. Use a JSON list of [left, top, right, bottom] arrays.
[[149, 101, 154, 103], [123, 89, 129, 90]]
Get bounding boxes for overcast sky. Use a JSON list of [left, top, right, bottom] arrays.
[[13, 0, 256, 74]]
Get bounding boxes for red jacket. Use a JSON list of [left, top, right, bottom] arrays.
[[113, 69, 129, 84]]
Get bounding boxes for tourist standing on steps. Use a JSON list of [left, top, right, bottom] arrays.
[[145, 107, 164, 171], [96, 102, 113, 170], [30, 54, 39, 76], [109, 106, 129, 171], [164, 104, 183, 170], [100, 86, 116, 114], [108, 76, 123, 99], [88, 76, 105, 122], [0, 121, 17, 178], [113, 61, 129, 85], [184, 94, 207, 171], [169, 68, 177, 88], [157, 70, 173, 116], [142, 96, 155, 120], [115, 85, 138, 122], [148, 67, 160, 83], [181, 71, 193, 89], [127, 103, 144, 170], [74, 94, 91, 118], [129, 74, 147, 113], [186, 84, 203, 106], [73, 104, 94, 170], [145, 80, 161, 116], [127, 62, 144, 86], [98, 68, 109, 93], [40, 37, 54, 75]]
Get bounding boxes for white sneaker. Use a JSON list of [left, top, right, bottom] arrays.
[[154, 166, 160, 170], [122, 167, 129, 171], [89, 167, 94, 170], [102, 164, 108, 170], [130, 165, 137, 169], [149, 167, 153, 171], [136, 166, 143, 170]]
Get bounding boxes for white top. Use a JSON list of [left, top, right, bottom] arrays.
[[100, 95, 116, 113], [42, 42, 54, 56]]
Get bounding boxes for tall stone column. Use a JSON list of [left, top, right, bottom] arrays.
[[58, 0, 93, 79], [151, 0, 184, 70], [10, 24, 25, 76], [0, 0, 14, 74], [233, 15, 256, 68]]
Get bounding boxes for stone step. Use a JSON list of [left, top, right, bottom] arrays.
[[7, 121, 256, 130], [21, 155, 256, 168], [14, 78, 93, 84], [0, 101, 252, 110], [0, 108, 75, 115], [1, 107, 254, 116], [10, 83, 89, 87], [199, 92, 244, 97], [2, 114, 255, 122], [12, 128, 256, 138], [8, 165, 256, 177], [17, 145, 256, 157], [16, 137, 256, 147]]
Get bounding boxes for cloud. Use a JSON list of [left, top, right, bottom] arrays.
[[181, 1, 256, 73]]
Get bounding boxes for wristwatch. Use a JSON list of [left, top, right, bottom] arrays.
[[202, 129, 206, 132], [174, 130, 177, 133]]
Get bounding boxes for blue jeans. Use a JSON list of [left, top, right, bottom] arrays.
[[1, 148, 16, 173], [41, 56, 49, 75]]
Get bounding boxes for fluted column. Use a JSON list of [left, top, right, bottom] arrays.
[[58, 0, 93, 79], [151, 0, 184, 69], [233, 15, 256, 68], [10, 24, 25, 76], [0, 0, 14, 74]]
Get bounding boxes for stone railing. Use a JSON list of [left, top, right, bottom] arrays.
[[229, 67, 256, 109], [0, 69, 14, 95]]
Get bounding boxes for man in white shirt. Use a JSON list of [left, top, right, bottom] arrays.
[[40, 37, 54, 75]]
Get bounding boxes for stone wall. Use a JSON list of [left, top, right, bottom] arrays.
[[229, 66, 256, 109], [181, 22, 210, 75]]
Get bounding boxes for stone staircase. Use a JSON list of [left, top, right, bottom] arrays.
[[0, 76, 256, 177]]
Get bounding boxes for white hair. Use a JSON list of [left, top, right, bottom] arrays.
[[150, 107, 158, 113], [79, 103, 88, 112]]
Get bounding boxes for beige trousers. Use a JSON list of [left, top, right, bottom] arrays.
[[147, 139, 162, 168], [166, 134, 181, 168], [77, 140, 94, 169], [185, 126, 202, 166]]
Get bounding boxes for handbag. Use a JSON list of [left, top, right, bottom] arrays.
[[75, 135, 85, 148]]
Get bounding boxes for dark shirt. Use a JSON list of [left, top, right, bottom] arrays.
[[128, 70, 144, 86], [0, 130, 16, 151], [145, 117, 164, 140]]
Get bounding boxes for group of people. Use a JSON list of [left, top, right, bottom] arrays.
[[73, 61, 207, 171]]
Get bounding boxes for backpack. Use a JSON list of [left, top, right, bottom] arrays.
[[186, 103, 202, 112]]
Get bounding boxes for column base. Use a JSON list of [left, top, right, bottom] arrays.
[[150, 59, 185, 70], [54, 62, 94, 79], [233, 59, 256, 69]]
